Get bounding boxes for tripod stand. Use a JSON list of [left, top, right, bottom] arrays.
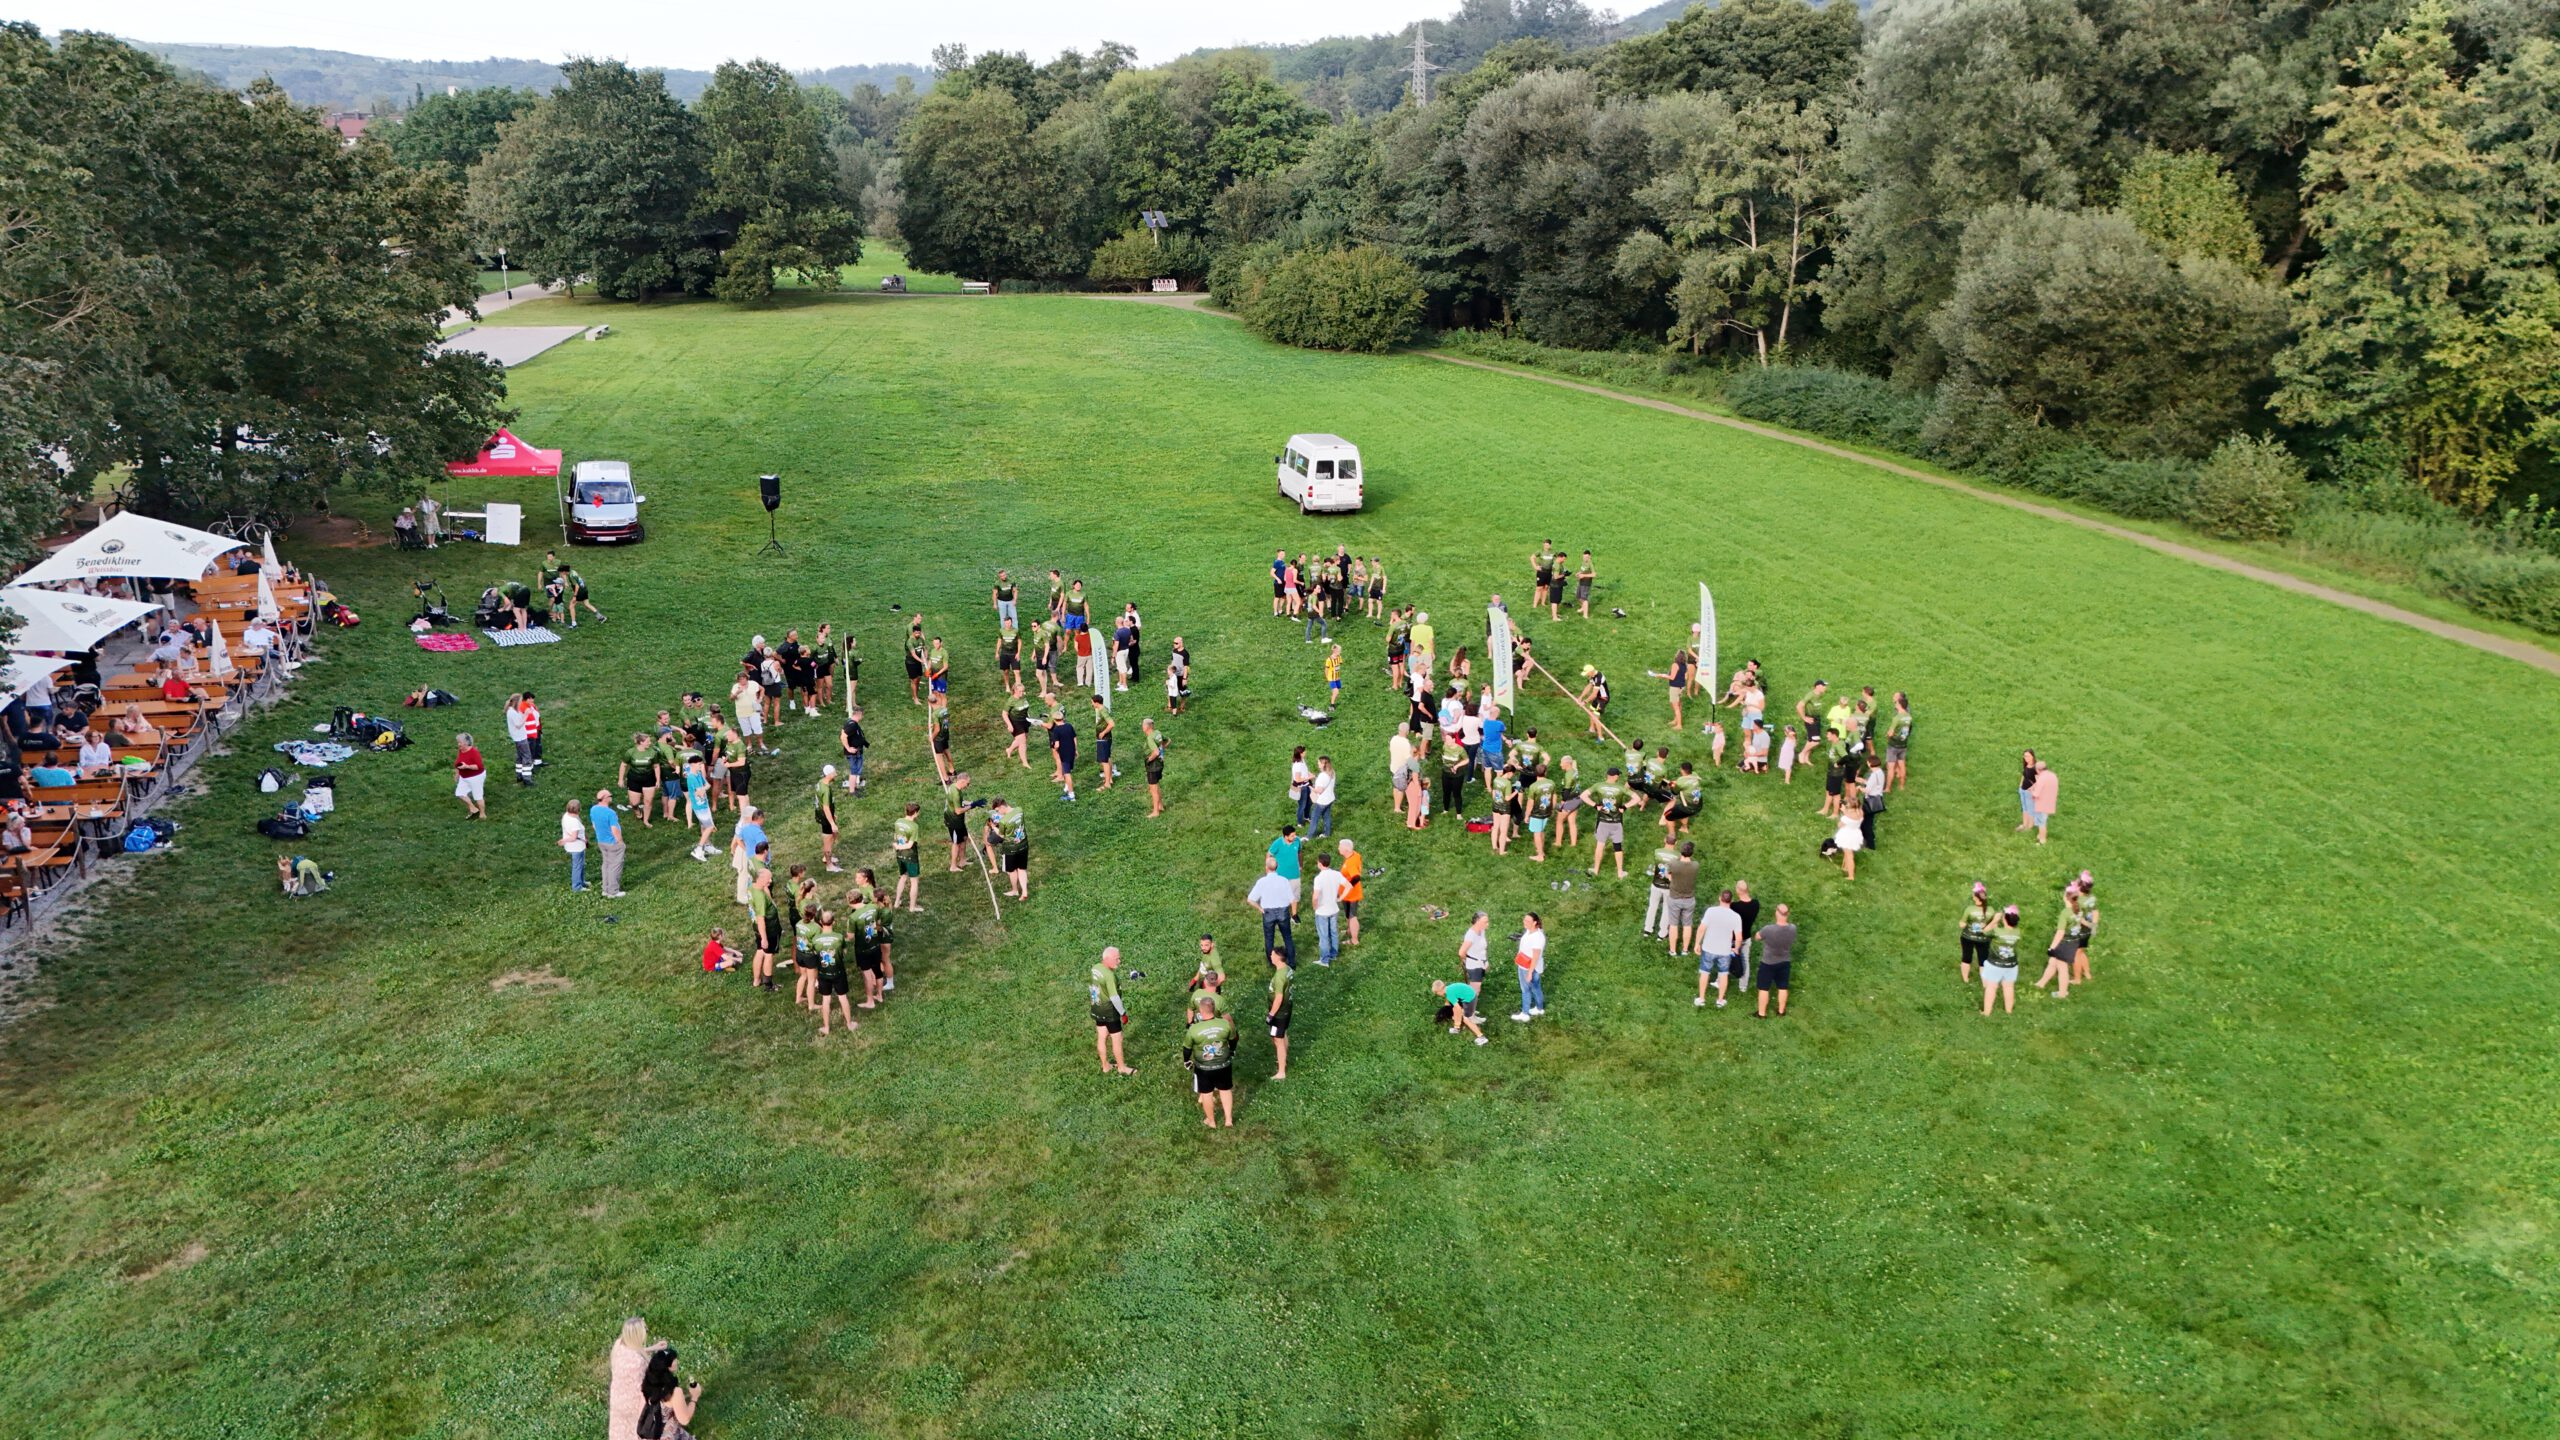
[[757, 507, 786, 557]]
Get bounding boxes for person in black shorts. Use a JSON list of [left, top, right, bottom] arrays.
[[904, 617, 927, 705], [1266, 946, 1294, 1080], [815, 764, 841, 872], [1091, 694, 1115, 790], [778, 629, 811, 714], [1183, 993, 1237, 1128], [996, 622, 1022, 696], [939, 771, 973, 872], [1141, 718, 1167, 817], [1731, 879, 1762, 989], [1753, 904, 1796, 1017]]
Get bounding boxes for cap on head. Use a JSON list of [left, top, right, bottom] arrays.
[[1972, 881, 1987, 895]]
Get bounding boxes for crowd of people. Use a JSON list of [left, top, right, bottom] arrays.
[[487, 535, 2101, 1116]]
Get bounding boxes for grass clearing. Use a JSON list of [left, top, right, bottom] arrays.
[[4, 290, 2556, 1438]]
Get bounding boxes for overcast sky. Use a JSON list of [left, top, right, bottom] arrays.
[[26, 1, 1435, 68]]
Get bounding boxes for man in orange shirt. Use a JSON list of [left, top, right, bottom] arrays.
[[1335, 837, 1364, 948]]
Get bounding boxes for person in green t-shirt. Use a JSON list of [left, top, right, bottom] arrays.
[[1795, 681, 1830, 757], [1583, 768, 1633, 877], [813, 912, 854, 1034], [850, 889, 888, 1008], [1267, 947, 1295, 1079], [1662, 762, 1703, 838], [939, 772, 974, 873], [1643, 840, 1681, 937], [1142, 719, 1167, 817], [987, 799, 1029, 900], [1981, 906, 2022, 1015], [1487, 765, 1518, 854], [2067, 877, 2099, 985], [620, 732, 662, 823], [2036, 883, 2087, 998], [1187, 935, 1228, 1019], [1090, 947, 1133, 1075], [1183, 994, 1238, 1127], [814, 767, 841, 873], [1885, 691, 1912, 791], [892, 803, 924, 910], [1433, 978, 1488, 1044], [1524, 766, 1558, 863], [1958, 882, 1996, 982], [857, 866, 897, 995]]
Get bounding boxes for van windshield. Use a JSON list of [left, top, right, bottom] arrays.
[[577, 481, 634, 504]]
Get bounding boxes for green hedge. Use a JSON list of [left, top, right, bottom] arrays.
[[1236, 246, 1425, 354], [1723, 365, 1933, 454], [2422, 549, 2560, 632]]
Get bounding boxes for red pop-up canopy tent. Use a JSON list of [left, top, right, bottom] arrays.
[[445, 429, 563, 478]]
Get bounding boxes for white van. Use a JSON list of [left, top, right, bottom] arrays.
[[1275, 434, 1365, 514], [564, 460, 647, 544]]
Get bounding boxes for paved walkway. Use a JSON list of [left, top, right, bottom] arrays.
[[1422, 354, 2560, 679], [436, 326, 591, 368], [441, 281, 563, 329]]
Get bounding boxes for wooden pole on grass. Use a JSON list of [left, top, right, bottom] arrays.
[[1522, 653, 1630, 753]]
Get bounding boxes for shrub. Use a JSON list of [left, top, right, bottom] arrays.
[[2002, 445, 2199, 519], [1430, 332, 1728, 403], [2188, 436, 2309, 539], [1724, 366, 1933, 454], [2423, 548, 2560, 633], [1087, 229, 1209, 290], [1239, 246, 1425, 354]]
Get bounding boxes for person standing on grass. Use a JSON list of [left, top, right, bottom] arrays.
[[849, 888, 886, 1009], [1524, 762, 1557, 862], [1091, 695, 1117, 791], [1434, 978, 1489, 1045], [1486, 762, 1518, 855], [987, 798, 1031, 900], [1091, 947, 1133, 1075], [417, 491, 441, 548], [2065, 875, 2099, 986], [1753, 905, 1797, 1018], [1308, 756, 1337, 839], [1032, 616, 1060, 704], [1269, 823, 1304, 905], [892, 802, 924, 911], [1584, 767, 1633, 878], [1184, 995, 1238, 1128], [1188, 934, 1228, 1018], [1403, 734, 1431, 830], [1324, 642, 1343, 711], [1643, 834, 1680, 939], [992, 569, 1018, 629], [1389, 726, 1415, 818], [1664, 841, 1700, 955], [1456, 909, 1492, 993], [1696, 887, 1743, 1008], [1663, 762, 1703, 839], [1959, 882, 1995, 983], [1730, 879, 1761, 989], [786, 864, 817, 1010], [1388, 607, 1411, 695], [560, 798, 588, 892], [1819, 804, 1864, 880], [939, 771, 975, 873], [1142, 719, 1167, 817], [1310, 853, 1347, 967], [1438, 732, 1471, 823], [996, 621, 1022, 697], [810, 623, 838, 712], [1248, 855, 1298, 966], [997, 688, 1031, 770], [1794, 680, 1830, 767], [684, 756, 717, 861], [620, 732, 660, 826], [1531, 541, 1556, 613], [1859, 757, 1886, 854], [1576, 665, 1612, 741], [750, 860, 781, 994], [1048, 706, 1079, 803], [503, 694, 531, 784], [1048, 568, 1068, 625], [2015, 749, 2041, 832], [1267, 947, 1295, 1080], [1963, 903, 2018, 1015], [839, 707, 867, 795], [453, 732, 487, 819], [730, 669, 766, 759], [1336, 838, 1364, 946], [903, 617, 927, 705], [1165, 655, 1185, 715], [1112, 608, 1134, 693], [1289, 745, 1314, 825], [1570, 549, 1595, 620], [591, 789, 625, 898], [1667, 628, 1696, 731], [1511, 912, 1548, 1022], [2028, 760, 2060, 845], [1885, 692, 1912, 791], [730, 805, 767, 907], [814, 765, 842, 873], [812, 912, 854, 1033]]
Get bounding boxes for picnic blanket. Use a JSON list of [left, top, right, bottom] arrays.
[[416, 632, 480, 652], [482, 626, 563, 648], [275, 740, 357, 766]]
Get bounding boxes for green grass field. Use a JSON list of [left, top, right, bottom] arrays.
[[5, 285, 2557, 1439]]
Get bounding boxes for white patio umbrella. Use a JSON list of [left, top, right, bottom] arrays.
[[0, 653, 75, 706], [207, 616, 234, 677], [11, 511, 243, 588], [0, 586, 162, 654]]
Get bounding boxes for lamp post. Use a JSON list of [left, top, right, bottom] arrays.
[[498, 245, 512, 300]]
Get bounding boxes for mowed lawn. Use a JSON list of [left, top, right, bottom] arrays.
[[4, 288, 2556, 1440]]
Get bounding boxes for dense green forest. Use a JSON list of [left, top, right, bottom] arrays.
[[135, 41, 928, 111], [7, 1, 2559, 635]]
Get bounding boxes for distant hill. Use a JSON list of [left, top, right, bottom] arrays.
[[133, 41, 929, 110]]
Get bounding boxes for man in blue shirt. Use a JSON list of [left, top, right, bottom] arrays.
[[588, 789, 627, 897], [27, 752, 75, 789], [731, 806, 768, 906], [1479, 711, 1507, 784]]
